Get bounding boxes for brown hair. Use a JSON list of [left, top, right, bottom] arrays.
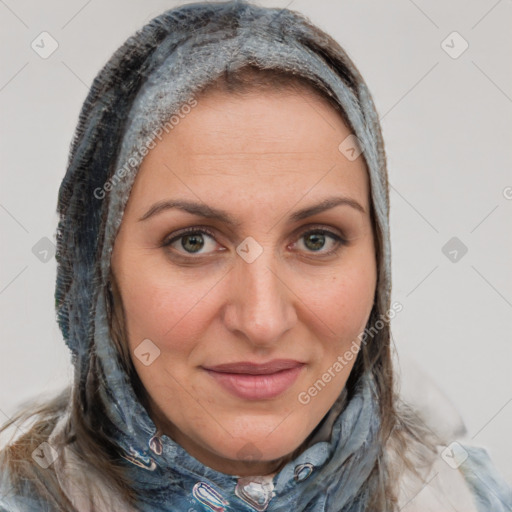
[[0, 44, 441, 512]]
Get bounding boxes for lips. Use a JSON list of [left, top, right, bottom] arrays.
[[203, 359, 304, 375], [202, 359, 305, 400]]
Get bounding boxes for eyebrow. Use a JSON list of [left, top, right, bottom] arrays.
[[138, 195, 366, 225]]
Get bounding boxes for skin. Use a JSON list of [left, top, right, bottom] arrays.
[[110, 87, 377, 477]]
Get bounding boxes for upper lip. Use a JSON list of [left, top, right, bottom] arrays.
[[203, 359, 304, 375]]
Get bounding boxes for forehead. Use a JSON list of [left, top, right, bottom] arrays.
[[126, 89, 370, 217]]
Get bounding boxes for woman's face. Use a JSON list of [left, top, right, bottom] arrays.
[[111, 87, 377, 476]]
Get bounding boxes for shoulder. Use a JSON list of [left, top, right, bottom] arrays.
[[390, 440, 477, 512], [0, 422, 52, 511], [391, 439, 512, 512], [457, 442, 512, 511], [389, 353, 512, 511], [0, 387, 74, 510], [47, 411, 137, 512], [384, 395, 512, 511], [0, 408, 135, 512]]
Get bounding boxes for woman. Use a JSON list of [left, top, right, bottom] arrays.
[[1, 1, 510, 511]]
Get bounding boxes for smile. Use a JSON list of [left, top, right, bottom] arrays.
[[203, 365, 305, 400]]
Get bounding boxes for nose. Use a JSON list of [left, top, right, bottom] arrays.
[[221, 249, 297, 349]]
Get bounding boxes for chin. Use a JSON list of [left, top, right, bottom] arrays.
[[205, 420, 307, 464], [217, 436, 300, 467]]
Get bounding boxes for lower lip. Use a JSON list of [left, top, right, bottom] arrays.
[[204, 366, 304, 400]]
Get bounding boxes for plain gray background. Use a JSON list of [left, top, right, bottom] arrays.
[[1, 0, 511, 482]]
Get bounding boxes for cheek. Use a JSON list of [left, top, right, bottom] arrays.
[[297, 260, 376, 342], [120, 268, 211, 354]]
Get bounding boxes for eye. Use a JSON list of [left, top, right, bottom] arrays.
[[162, 225, 346, 258], [163, 227, 219, 255], [291, 228, 346, 256]]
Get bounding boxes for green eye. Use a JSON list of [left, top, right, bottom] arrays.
[[180, 233, 206, 253], [303, 231, 328, 251], [163, 228, 217, 255], [294, 229, 346, 256], [163, 226, 346, 258]]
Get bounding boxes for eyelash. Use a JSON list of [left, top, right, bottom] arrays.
[[161, 225, 347, 259]]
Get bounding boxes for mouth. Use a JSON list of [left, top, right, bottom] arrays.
[[202, 360, 305, 400]]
